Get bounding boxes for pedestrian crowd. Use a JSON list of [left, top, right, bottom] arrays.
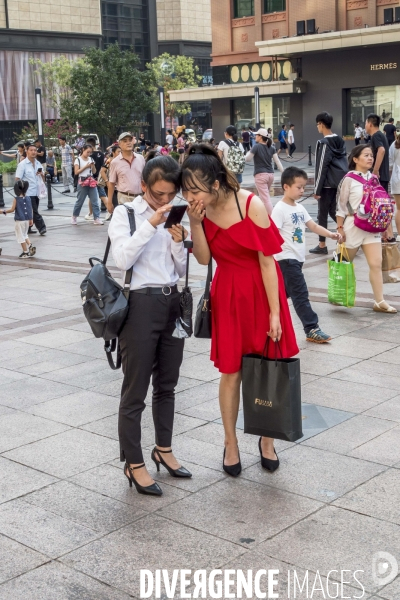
[[1, 108, 399, 497]]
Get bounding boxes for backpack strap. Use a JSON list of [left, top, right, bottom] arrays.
[[346, 172, 367, 185], [102, 206, 136, 301], [104, 339, 121, 370]]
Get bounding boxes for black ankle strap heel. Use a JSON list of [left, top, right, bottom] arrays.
[[151, 447, 192, 478], [124, 462, 163, 496]]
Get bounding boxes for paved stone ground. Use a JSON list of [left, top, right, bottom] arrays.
[[1, 167, 400, 599]]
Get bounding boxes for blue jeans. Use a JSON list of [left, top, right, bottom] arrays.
[[73, 184, 100, 219], [235, 173, 243, 184], [278, 259, 318, 334]]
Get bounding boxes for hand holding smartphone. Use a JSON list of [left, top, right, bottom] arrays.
[[164, 203, 188, 229]]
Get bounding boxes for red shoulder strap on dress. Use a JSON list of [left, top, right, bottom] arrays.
[[246, 193, 255, 215]]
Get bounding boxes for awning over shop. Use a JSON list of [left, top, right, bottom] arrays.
[[168, 80, 307, 103], [256, 23, 400, 57]]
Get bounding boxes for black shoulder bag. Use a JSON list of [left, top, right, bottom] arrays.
[[80, 206, 136, 370]]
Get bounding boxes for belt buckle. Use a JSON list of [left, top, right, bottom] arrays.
[[162, 286, 172, 296]]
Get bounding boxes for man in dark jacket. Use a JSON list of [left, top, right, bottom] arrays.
[[310, 112, 348, 254]]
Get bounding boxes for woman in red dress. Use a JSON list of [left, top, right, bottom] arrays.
[[183, 144, 298, 477]]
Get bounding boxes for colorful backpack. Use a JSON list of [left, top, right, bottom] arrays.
[[346, 173, 394, 233], [225, 139, 245, 174]]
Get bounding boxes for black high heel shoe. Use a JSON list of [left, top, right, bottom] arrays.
[[124, 463, 163, 496], [151, 448, 192, 478], [258, 438, 280, 472], [223, 447, 242, 477]]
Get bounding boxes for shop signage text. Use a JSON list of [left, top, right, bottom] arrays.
[[370, 63, 398, 71]]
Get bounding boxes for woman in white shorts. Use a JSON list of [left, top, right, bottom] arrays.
[[336, 144, 397, 314]]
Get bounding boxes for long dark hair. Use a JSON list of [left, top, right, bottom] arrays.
[[181, 143, 240, 195], [142, 153, 180, 192], [348, 143, 372, 170]]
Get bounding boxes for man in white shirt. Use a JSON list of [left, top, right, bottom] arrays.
[[354, 123, 363, 145], [166, 130, 174, 148], [288, 124, 296, 158], [15, 145, 46, 235]]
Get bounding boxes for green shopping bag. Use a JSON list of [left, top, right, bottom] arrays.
[[327, 245, 356, 307]]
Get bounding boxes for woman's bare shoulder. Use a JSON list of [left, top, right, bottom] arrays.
[[239, 189, 270, 227]]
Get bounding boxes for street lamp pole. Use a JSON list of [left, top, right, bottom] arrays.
[[35, 88, 44, 145], [254, 86, 260, 129], [159, 87, 166, 145]]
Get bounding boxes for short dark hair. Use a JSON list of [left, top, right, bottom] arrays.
[[86, 136, 96, 145], [59, 136, 66, 141], [281, 166, 308, 188], [34, 138, 41, 144], [316, 112, 333, 128], [167, 129, 172, 134], [225, 125, 238, 142], [290, 123, 295, 127], [355, 123, 359, 127], [14, 180, 29, 196], [389, 118, 395, 123], [366, 113, 381, 128], [281, 124, 286, 129], [142, 154, 180, 193]]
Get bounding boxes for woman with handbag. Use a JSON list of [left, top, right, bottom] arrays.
[[71, 144, 103, 226], [183, 144, 298, 477], [336, 144, 397, 314], [108, 154, 192, 497]]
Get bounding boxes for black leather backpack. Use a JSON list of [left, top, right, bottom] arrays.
[[80, 206, 136, 369]]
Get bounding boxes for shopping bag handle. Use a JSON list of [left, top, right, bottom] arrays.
[[261, 336, 283, 366], [338, 243, 350, 263]]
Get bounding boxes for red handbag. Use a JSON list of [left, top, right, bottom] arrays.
[[80, 176, 97, 188]]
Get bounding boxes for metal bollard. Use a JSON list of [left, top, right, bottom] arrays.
[[308, 145, 312, 167], [0, 174, 4, 208], [46, 174, 54, 209]]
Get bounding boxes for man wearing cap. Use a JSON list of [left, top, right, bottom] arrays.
[[107, 132, 145, 212]]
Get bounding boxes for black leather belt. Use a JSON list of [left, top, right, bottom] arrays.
[[132, 285, 178, 296]]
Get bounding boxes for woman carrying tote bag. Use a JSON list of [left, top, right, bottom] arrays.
[[336, 144, 397, 314], [108, 154, 192, 497], [184, 144, 298, 477]]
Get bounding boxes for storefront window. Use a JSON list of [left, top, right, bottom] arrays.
[[264, 0, 286, 13], [346, 86, 400, 135], [233, 96, 290, 139], [233, 0, 254, 19]]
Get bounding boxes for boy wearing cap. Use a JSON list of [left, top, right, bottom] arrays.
[[245, 128, 283, 215], [107, 132, 146, 212]]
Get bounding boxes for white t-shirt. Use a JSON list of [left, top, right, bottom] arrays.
[[75, 156, 94, 177], [354, 127, 363, 139], [166, 134, 174, 145], [288, 129, 295, 144], [218, 139, 244, 165], [272, 200, 312, 263]]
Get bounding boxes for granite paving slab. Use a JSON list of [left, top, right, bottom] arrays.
[[0, 561, 134, 600], [365, 395, 400, 423], [305, 335, 398, 359], [0, 410, 70, 453], [0, 457, 57, 504], [18, 328, 93, 348], [39, 359, 123, 389], [26, 390, 119, 427], [298, 349, 362, 376], [261, 505, 400, 595], [3, 429, 119, 478], [24, 480, 147, 534], [302, 414, 397, 454], [241, 444, 385, 502], [0, 499, 99, 558], [61, 514, 246, 596], [0, 377, 81, 410], [350, 426, 400, 465], [0, 534, 48, 585], [159, 477, 322, 547], [174, 381, 220, 411]]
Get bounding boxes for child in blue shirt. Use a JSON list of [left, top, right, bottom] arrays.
[[2, 180, 36, 259]]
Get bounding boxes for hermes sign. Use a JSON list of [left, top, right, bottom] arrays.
[[370, 63, 398, 70]]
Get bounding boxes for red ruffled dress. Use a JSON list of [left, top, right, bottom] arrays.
[[204, 193, 299, 374]]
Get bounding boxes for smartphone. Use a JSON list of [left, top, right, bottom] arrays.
[[164, 204, 187, 229], [38, 168, 43, 172]]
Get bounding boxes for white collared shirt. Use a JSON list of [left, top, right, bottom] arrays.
[[108, 195, 187, 289]]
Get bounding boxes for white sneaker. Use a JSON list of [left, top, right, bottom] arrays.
[[85, 213, 94, 221], [104, 212, 112, 221], [93, 218, 104, 226], [71, 216, 78, 225], [397, 235, 400, 243]]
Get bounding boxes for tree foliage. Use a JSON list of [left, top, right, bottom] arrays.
[[146, 53, 201, 124], [18, 120, 77, 146], [30, 55, 78, 114], [62, 44, 156, 140]]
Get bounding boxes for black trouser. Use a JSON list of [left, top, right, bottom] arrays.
[[317, 187, 337, 242], [118, 291, 184, 464], [289, 143, 296, 157], [355, 138, 361, 146], [30, 196, 46, 233], [278, 259, 318, 334], [243, 142, 250, 152], [381, 180, 389, 193]]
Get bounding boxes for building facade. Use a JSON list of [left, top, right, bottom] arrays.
[[170, 0, 400, 150], [157, 0, 212, 133]]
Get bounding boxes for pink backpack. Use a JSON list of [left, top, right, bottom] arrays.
[[346, 173, 394, 233]]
